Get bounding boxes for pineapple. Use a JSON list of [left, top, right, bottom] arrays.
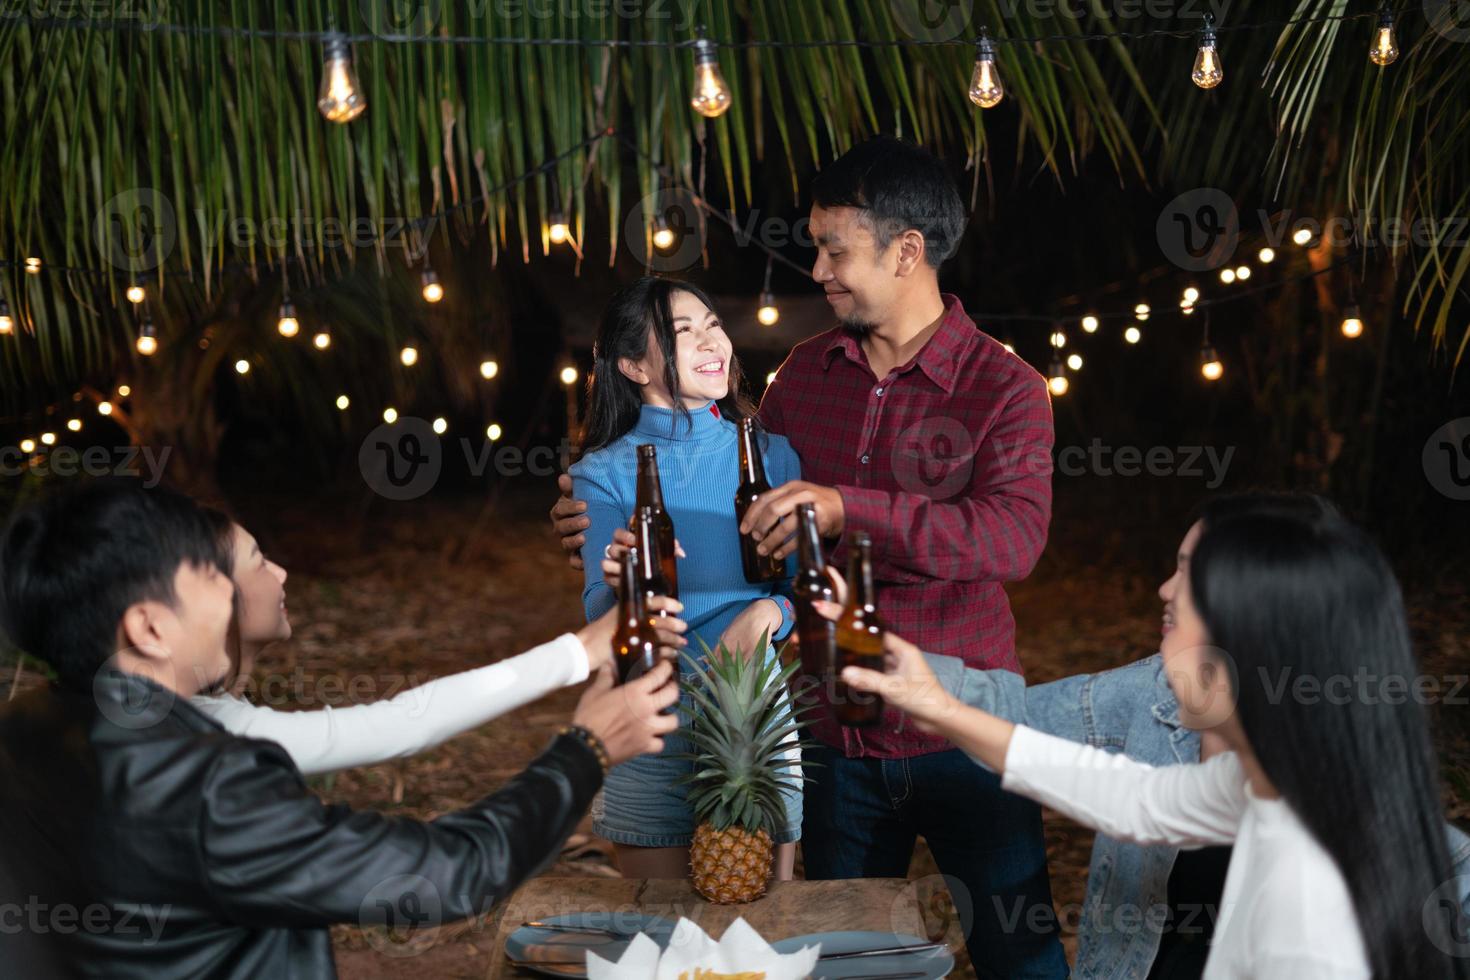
[[675, 633, 814, 905]]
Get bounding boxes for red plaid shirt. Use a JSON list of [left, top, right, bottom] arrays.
[[758, 294, 1055, 759]]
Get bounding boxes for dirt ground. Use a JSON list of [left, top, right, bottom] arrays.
[[9, 482, 1465, 978]]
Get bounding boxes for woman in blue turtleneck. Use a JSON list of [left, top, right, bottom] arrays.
[[570, 277, 802, 882]]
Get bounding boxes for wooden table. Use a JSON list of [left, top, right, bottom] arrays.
[[484, 877, 939, 978]]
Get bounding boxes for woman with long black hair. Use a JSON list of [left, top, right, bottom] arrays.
[[841, 501, 1469, 978], [570, 276, 803, 881]]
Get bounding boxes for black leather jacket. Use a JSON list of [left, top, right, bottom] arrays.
[[0, 670, 603, 978]]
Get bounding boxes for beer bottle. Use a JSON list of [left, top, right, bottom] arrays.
[[630, 445, 678, 598], [633, 504, 673, 616], [793, 502, 837, 683], [613, 547, 659, 685], [734, 418, 785, 584], [833, 532, 885, 727]]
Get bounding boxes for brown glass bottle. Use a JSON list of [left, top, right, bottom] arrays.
[[792, 503, 837, 683], [630, 445, 678, 598], [833, 532, 885, 727], [612, 547, 659, 685], [734, 418, 785, 584], [633, 504, 672, 619]]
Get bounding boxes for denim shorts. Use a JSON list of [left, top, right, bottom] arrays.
[[592, 659, 803, 849]]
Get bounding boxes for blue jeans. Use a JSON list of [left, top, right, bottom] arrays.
[[802, 744, 1067, 980]]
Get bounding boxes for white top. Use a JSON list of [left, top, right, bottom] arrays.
[[1001, 725, 1369, 979], [191, 633, 591, 777]]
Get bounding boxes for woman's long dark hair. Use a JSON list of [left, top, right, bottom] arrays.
[[1190, 503, 1469, 979], [581, 276, 759, 454]]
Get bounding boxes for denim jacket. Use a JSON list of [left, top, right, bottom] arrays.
[[925, 652, 1470, 980]]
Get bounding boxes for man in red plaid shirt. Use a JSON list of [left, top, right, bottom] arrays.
[[554, 137, 1064, 978]]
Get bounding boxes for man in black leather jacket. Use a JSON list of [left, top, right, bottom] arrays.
[[0, 479, 680, 978]]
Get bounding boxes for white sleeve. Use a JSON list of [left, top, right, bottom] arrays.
[[191, 633, 591, 777], [1001, 725, 1247, 848]]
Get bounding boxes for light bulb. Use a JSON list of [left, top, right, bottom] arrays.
[[652, 216, 677, 251], [313, 332, 331, 350], [117, 384, 131, 397], [67, 418, 82, 432], [135, 318, 158, 356], [98, 401, 114, 416], [1125, 325, 1142, 344], [968, 32, 1004, 109], [1050, 330, 1068, 349], [1135, 303, 1151, 321], [317, 34, 366, 124], [383, 407, 398, 424], [757, 292, 780, 326], [1341, 306, 1365, 339], [486, 423, 503, 442], [1067, 353, 1083, 371], [24, 257, 41, 275], [1183, 287, 1200, 303], [336, 394, 350, 410], [480, 360, 499, 380], [1257, 247, 1276, 264], [432, 417, 448, 435], [1003, 341, 1016, 354], [1235, 265, 1251, 281], [1293, 226, 1314, 246], [549, 212, 570, 245], [1219, 267, 1237, 284], [1181, 300, 1196, 316], [689, 34, 732, 118], [1200, 344, 1224, 381], [0, 298, 12, 334], [40, 432, 56, 446], [1192, 18, 1224, 89], [20, 438, 35, 454], [126, 280, 145, 304], [1369, 9, 1398, 66], [277, 302, 299, 338], [560, 366, 578, 386], [1081, 315, 1099, 333], [400, 345, 419, 367], [420, 268, 443, 303], [765, 371, 777, 385], [1047, 357, 1069, 397], [234, 359, 250, 375]]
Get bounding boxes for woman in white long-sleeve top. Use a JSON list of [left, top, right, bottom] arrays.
[[188, 511, 687, 777], [841, 500, 1469, 980]]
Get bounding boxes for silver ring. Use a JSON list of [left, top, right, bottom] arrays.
[[604, 544, 614, 560]]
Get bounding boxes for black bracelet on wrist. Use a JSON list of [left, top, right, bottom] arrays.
[[558, 724, 610, 775]]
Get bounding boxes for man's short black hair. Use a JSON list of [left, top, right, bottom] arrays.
[[0, 478, 222, 690], [811, 135, 968, 268]]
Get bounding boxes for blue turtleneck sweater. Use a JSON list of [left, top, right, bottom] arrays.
[[571, 401, 798, 661]]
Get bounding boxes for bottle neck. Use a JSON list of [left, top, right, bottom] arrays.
[[635, 456, 666, 509], [796, 510, 823, 570], [847, 547, 876, 610], [737, 423, 767, 486]]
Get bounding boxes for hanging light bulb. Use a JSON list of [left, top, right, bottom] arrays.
[[689, 29, 732, 118], [1181, 298, 1196, 316], [19, 438, 35, 454], [765, 371, 777, 385], [1047, 356, 1069, 397], [479, 359, 499, 380], [117, 384, 131, 397], [1293, 226, 1314, 246], [67, 418, 82, 432], [1183, 287, 1201, 303], [98, 400, 114, 416], [400, 345, 419, 367], [757, 292, 780, 326], [135, 315, 158, 356], [1219, 267, 1237, 285], [1235, 265, 1251, 281], [560, 366, 579, 386], [24, 257, 41, 275], [336, 394, 350, 410], [1050, 329, 1068, 349], [1135, 303, 1151, 321], [548, 211, 571, 245], [0, 297, 12, 335], [277, 301, 299, 338], [1067, 353, 1084, 371], [313, 331, 331, 350], [1200, 345, 1224, 381], [1081, 315, 1099, 334], [234, 359, 250, 375], [1257, 247, 1276, 264], [1341, 305, 1365, 339], [126, 278, 146, 304], [968, 30, 1005, 109], [40, 432, 56, 446], [652, 215, 677, 251], [1125, 325, 1143, 344], [1192, 16, 1224, 89], [317, 33, 366, 124], [1369, 6, 1399, 66], [486, 423, 503, 442], [420, 267, 444, 303], [432, 417, 448, 435], [383, 407, 398, 424]]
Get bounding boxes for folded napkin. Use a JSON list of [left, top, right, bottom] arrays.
[[586, 917, 819, 980]]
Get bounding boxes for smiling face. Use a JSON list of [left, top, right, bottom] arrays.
[[810, 205, 898, 332], [620, 288, 733, 409], [1158, 520, 1237, 731], [229, 523, 291, 646]]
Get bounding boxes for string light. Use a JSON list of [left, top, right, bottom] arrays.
[[117, 384, 131, 397], [652, 215, 676, 251], [548, 210, 571, 245], [1341, 305, 1365, 338], [1257, 247, 1276, 264], [1124, 325, 1142, 344], [313, 331, 331, 350], [277, 301, 299, 337], [689, 28, 732, 118], [1135, 303, 1151, 321], [1002, 337, 1016, 354], [0, 297, 12, 334], [336, 394, 350, 410], [1369, 6, 1398, 66], [1081, 315, 1099, 333], [19, 438, 35, 454], [432, 417, 448, 435], [765, 371, 777, 385], [126, 278, 146, 304], [560, 365, 579, 386], [1235, 265, 1251, 281], [1050, 328, 1068, 348], [1067, 353, 1083, 371], [1181, 297, 1196, 315], [67, 418, 82, 432], [234, 359, 251, 374], [480, 359, 499, 379], [135, 314, 158, 356], [1293, 226, 1314, 246], [1200, 316, 1223, 381], [756, 257, 779, 326], [98, 401, 114, 416], [1192, 16, 1224, 89], [24, 257, 41, 275], [400, 345, 419, 366], [1047, 355, 1069, 397], [383, 407, 398, 424], [968, 30, 1004, 108], [486, 423, 503, 441], [1183, 287, 1200, 303], [420, 267, 444, 303], [317, 33, 366, 123], [1219, 267, 1237, 284]]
